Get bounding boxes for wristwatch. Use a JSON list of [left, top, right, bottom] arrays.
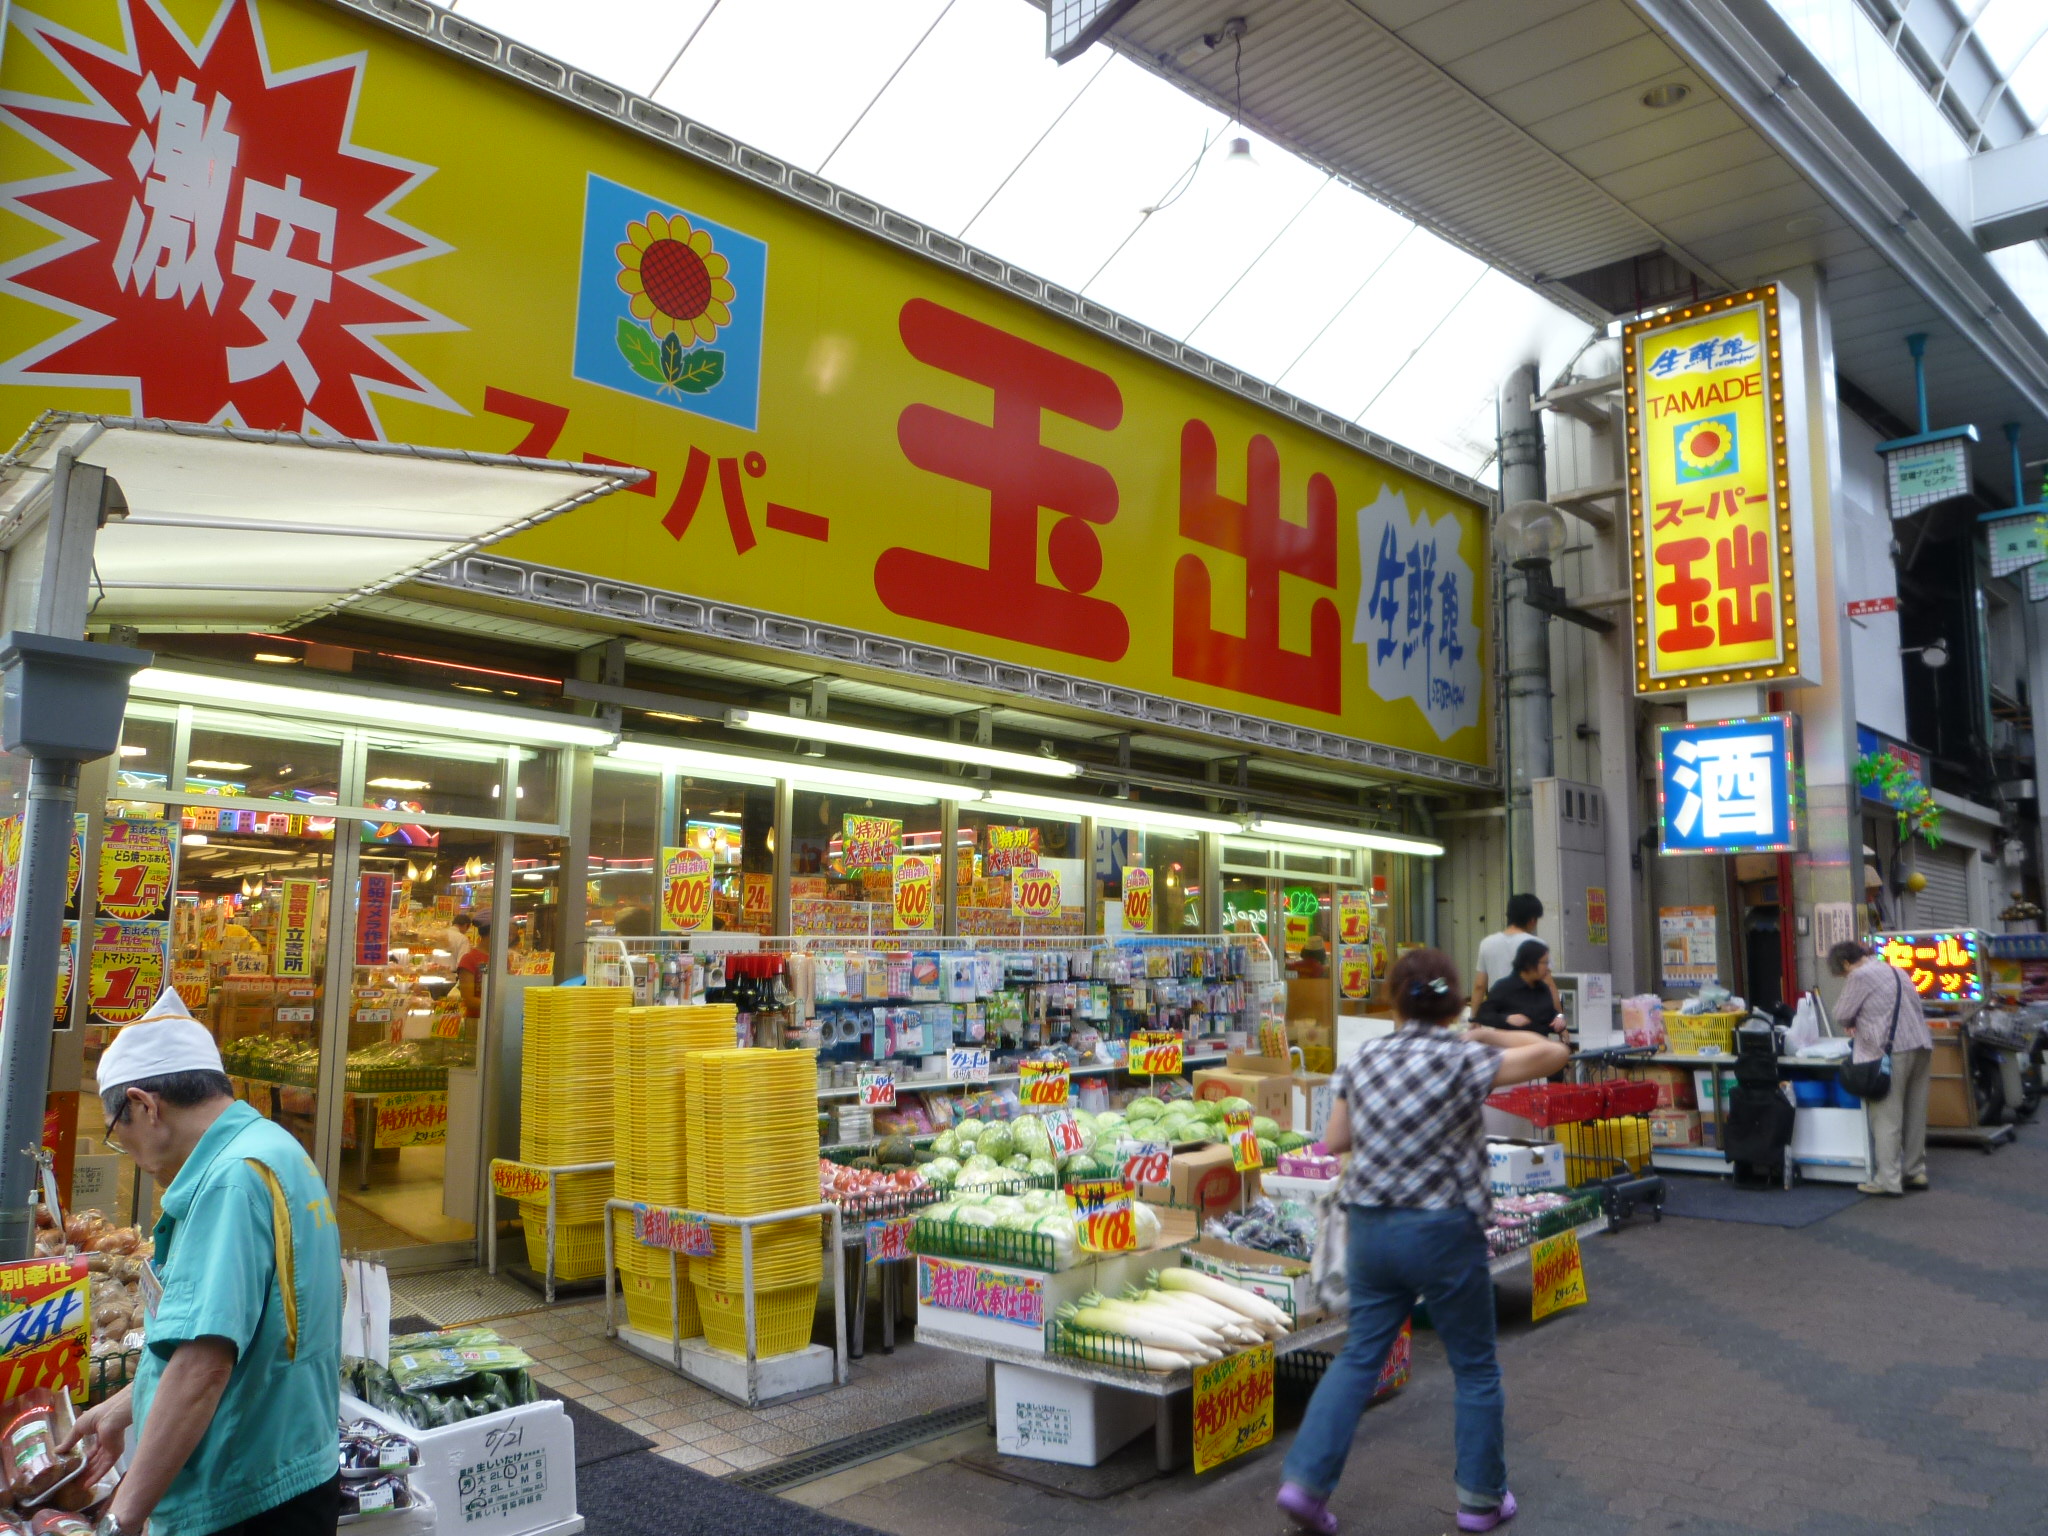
[[95, 1514, 143, 1536]]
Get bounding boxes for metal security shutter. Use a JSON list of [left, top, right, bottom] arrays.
[[1914, 845, 1972, 927]]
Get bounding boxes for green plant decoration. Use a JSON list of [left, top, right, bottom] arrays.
[[1855, 750, 1942, 848]]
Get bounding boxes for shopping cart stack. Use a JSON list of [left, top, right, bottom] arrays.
[[614, 1004, 736, 1337], [517, 986, 631, 1281], [684, 1048, 821, 1358]]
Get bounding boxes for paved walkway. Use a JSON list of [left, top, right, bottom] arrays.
[[790, 1125, 2048, 1535]]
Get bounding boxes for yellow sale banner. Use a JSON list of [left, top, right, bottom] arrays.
[[0, 0, 1488, 771], [1337, 889, 1371, 945], [274, 878, 318, 978], [1530, 1229, 1589, 1322], [1018, 1058, 1069, 1108], [660, 846, 711, 933], [1225, 1109, 1262, 1172], [1129, 1030, 1183, 1076], [490, 1159, 552, 1202], [1009, 866, 1060, 920], [1192, 1343, 1274, 1474], [98, 818, 173, 921], [1122, 868, 1154, 933], [892, 854, 936, 932], [0, 1255, 91, 1406], [1066, 1179, 1137, 1254], [89, 920, 165, 1025]]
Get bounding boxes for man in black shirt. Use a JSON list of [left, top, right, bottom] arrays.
[[1473, 939, 1563, 1038]]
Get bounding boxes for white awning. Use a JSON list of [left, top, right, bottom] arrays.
[[0, 413, 646, 632]]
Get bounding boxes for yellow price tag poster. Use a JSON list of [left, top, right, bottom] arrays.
[[1009, 866, 1061, 920], [1338, 944, 1373, 999], [1530, 1229, 1589, 1322], [274, 878, 319, 978], [1586, 886, 1609, 947], [67, 814, 84, 912], [1018, 1058, 1070, 1108], [1122, 867, 1154, 933], [741, 872, 772, 927], [1337, 888, 1371, 945], [841, 816, 902, 874], [1067, 1178, 1138, 1254], [88, 919, 165, 1025], [1225, 1108, 1263, 1172], [490, 1159, 552, 1202], [1624, 286, 1810, 693], [1192, 1343, 1274, 1474], [892, 853, 936, 931], [1129, 1030, 1183, 1076], [659, 846, 712, 933], [984, 824, 1040, 875], [97, 818, 173, 921], [0, 1255, 91, 1406], [374, 1091, 448, 1148]]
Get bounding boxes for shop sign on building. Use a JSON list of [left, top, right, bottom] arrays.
[[1656, 715, 1801, 855], [1624, 287, 1817, 694], [1873, 930, 1983, 1004], [0, 0, 1489, 774]]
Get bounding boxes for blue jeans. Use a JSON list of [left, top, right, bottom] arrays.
[[1281, 1206, 1505, 1507]]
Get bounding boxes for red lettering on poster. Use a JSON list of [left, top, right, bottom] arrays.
[[484, 387, 569, 457], [1653, 537, 1715, 653], [884, 298, 1128, 661], [662, 447, 713, 540], [1714, 528, 1773, 645], [1172, 421, 1340, 713]]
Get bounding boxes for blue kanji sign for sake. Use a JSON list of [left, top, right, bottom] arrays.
[[1657, 714, 1801, 855]]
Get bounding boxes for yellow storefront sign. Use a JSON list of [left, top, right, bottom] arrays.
[[274, 878, 318, 978], [1623, 288, 1803, 693], [0, 0, 1488, 772]]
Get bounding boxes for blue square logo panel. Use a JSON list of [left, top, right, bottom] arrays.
[[1658, 714, 1800, 855]]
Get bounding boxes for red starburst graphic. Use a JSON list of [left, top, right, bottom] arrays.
[[0, 0, 457, 439]]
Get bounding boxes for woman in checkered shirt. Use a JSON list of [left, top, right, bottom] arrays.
[[1277, 949, 1570, 1536]]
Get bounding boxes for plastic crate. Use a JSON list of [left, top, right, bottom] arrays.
[[1599, 1080, 1660, 1117], [1486, 1083, 1603, 1127]]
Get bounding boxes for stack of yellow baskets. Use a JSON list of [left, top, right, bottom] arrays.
[[685, 1048, 821, 1358], [613, 1004, 736, 1338], [518, 986, 630, 1280]]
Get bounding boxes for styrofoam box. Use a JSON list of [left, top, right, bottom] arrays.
[[993, 1361, 1156, 1466], [1486, 1140, 1568, 1194], [343, 1394, 582, 1536]]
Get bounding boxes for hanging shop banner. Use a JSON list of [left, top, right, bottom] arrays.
[[985, 825, 1041, 875], [1018, 1058, 1070, 1109], [274, 879, 319, 978], [1336, 889, 1371, 945], [489, 1159, 552, 1203], [1122, 868, 1154, 934], [892, 854, 936, 931], [1656, 715, 1801, 855], [373, 1091, 448, 1148], [0, 0, 1488, 771], [1009, 866, 1061, 920], [631, 1203, 716, 1256], [1192, 1343, 1275, 1475], [88, 920, 167, 1025], [356, 873, 394, 964], [841, 816, 902, 875], [1873, 930, 1984, 1005], [0, 1255, 91, 1405], [1338, 945, 1372, 999], [659, 846, 712, 933], [1586, 887, 1609, 947], [1623, 286, 1818, 694], [1530, 1229, 1589, 1322], [97, 818, 174, 922]]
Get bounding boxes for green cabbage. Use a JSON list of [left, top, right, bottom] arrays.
[[1252, 1116, 1282, 1140], [1013, 1117, 1052, 1159], [1126, 1096, 1164, 1120], [1214, 1096, 1254, 1117], [977, 1123, 1016, 1163], [1025, 1157, 1057, 1179], [955, 1118, 985, 1143], [929, 1131, 960, 1159]]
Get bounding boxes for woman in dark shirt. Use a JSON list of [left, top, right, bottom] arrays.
[[1473, 939, 1561, 1037]]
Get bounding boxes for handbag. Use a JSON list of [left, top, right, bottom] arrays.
[[1310, 1188, 1349, 1314], [1838, 967, 1903, 1102]]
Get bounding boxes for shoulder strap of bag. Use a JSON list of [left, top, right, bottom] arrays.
[[1883, 966, 1903, 1055]]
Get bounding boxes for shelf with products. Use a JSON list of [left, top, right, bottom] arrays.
[[813, 1052, 1233, 1103]]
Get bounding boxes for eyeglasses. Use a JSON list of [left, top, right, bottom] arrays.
[[104, 1097, 133, 1154]]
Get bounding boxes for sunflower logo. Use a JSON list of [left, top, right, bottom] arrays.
[[1673, 412, 1738, 483], [613, 212, 736, 395]]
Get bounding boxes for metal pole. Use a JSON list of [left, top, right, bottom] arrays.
[[0, 757, 81, 1260], [1499, 361, 1551, 893]]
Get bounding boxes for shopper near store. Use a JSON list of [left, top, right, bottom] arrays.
[[1472, 894, 1543, 996], [456, 916, 491, 1021], [1473, 940, 1563, 1038], [440, 910, 473, 961], [65, 988, 341, 1536], [1277, 950, 1571, 1535], [1828, 940, 1935, 1196]]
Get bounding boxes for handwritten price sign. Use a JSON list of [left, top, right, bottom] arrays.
[[1044, 1108, 1087, 1156], [1122, 867, 1154, 933], [1009, 866, 1061, 919], [490, 1159, 551, 1203], [1192, 1343, 1275, 1474], [1018, 1058, 1070, 1108], [1225, 1109, 1263, 1173], [659, 846, 712, 933], [1116, 1137, 1171, 1188], [1067, 1178, 1138, 1254], [632, 1203, 716, 1256], [1130, 1030, 1184, 1076], [948, 1046, 990, 1083], [858, 1070, 897, 1108], [864, 1215, 915, 1263]]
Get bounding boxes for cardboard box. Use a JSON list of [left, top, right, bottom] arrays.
[[1641, 1065, 1696, 1109], [1192, 1057, 1292, 1121], [1180, 1237, 1319, 1323], [343, 1394, 580, 1536], [1170, 1144, 1242, 1211], [1649, 1109, 1701, 1147], [1292, 1072, 1334, 1137], [1692, 1069, 1736, 1115], [994, 1361, 1156, 1466], [1486, 1139, 1569, 1194]]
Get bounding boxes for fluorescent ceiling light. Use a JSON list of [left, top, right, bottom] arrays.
[[726, 708, 1078, 778], [610, 739, 983, 802], [367, 777, 433, 791], [185, 759, 251, 772], [132, 669, 617, 749], [181, 833, 208, 847], [981, 789, 1240, 835], [1246, 816, 1444, 857], [119, 745, 148, 758], [253, 653, 300, 664]]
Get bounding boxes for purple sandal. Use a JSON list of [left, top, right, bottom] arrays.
[[1456, 1491, 1519, 1532], [1277, 1483, 1338, 1534]]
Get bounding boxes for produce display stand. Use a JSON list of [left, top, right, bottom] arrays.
[[601, 1197, 851, 1408], [485, 1160, 616, 1304]]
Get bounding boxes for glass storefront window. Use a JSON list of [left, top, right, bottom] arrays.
[[792, 789, 939, 937], [1223, 874, 1270, 941], [515, 747, 560, 824], [677, 777, 776, 933], [955, 809, 1085, 936], [588, 764, 659, 938], [1094, 825, 1202, 933], [364, 735, 505, 821], [113, 710, 175, 796], [185, 713, 344, 809]]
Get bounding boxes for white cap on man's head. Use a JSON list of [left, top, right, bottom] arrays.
[[97, 988, 225, 1092]]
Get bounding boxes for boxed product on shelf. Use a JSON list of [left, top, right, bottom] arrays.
[[342, 1393, 578, 1536], [1191, 1059, 1291, 1121], [1639, 1065, 1696, 1109], [1486, 1139, 1569, 1194], [1649, 1109, 1702, 1147], [993, 1361, 1156, 1467]]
